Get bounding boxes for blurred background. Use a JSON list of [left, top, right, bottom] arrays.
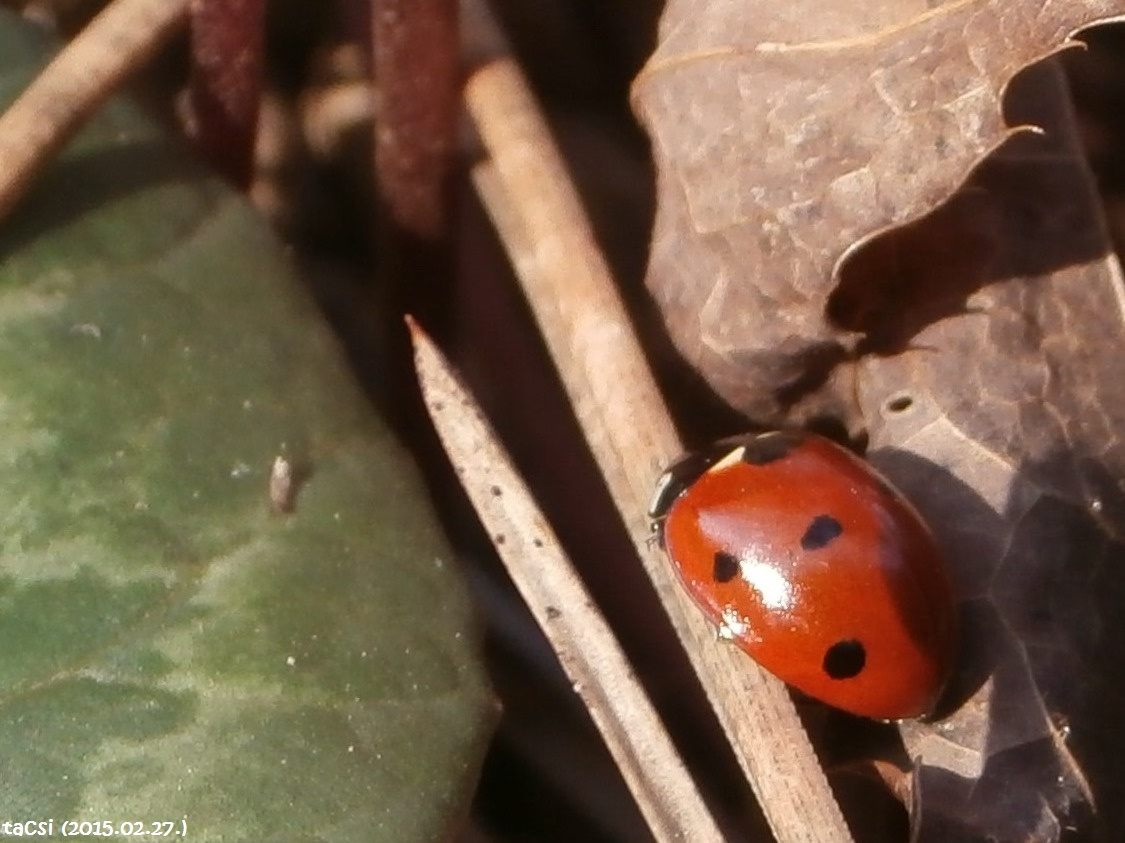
[[3, 2, 1124, 840]]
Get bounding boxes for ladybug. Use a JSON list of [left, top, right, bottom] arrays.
[[649, 430, 956, 721]]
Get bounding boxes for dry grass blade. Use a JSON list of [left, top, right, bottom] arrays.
[[462, 4, 855, 841], [0, 0, 189, 223], [409, 317, 724, 843]]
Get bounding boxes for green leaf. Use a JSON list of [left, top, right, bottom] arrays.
[[0, 12, 495, 841]]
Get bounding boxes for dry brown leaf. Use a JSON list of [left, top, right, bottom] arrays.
[[634, 2, 1125, 841], [867, 60, 1125, 841], [633, 0, 1125, 423]]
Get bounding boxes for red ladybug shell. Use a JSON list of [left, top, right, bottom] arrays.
[[650, 431, 957, 721]]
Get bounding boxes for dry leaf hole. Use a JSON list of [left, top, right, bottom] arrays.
[[884, 393, 914, 415]]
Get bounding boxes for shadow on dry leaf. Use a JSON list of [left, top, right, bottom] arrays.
[[852, 60, 1125, 840], [634, 1, 1125, 840]]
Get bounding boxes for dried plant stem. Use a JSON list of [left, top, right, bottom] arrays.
[[187, 0, 265, 187], [373, 0, 459, 241], [0, 0, 189, 223], [410, 318, 724, 843], [462, 10, 855, 843], [369, 0, 460, 431]]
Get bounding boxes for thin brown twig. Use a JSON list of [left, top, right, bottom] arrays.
[[0, 0, 190, 224], [461, 3, 856, 841], [410, 316, 725, 843]]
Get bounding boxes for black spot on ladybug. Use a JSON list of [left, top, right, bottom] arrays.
[[740, 431, 804, 466], [546, 606, 561, 620], [823, 639, 866, 680], [801, 515, 843, 550], [490, 485, 502, 496], [713, 551, 740, 583]]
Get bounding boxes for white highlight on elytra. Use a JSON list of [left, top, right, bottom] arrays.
[[717, 606, 749, 641], [740, 557, 794, 612]]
